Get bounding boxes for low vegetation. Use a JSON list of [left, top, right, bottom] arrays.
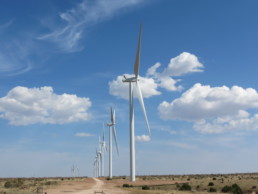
[[179, 183, 191, 191], [121, 173, 258, 193], [0, 177, 86, 194]]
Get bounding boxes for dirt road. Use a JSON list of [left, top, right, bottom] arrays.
[[75, 178, 130, 194], [45, 178, 130, 194]]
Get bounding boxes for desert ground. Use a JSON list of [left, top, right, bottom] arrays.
[[1, 173, 258, 194]]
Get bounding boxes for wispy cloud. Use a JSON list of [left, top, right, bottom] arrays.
[[0, 21, 33, 76], [166, 141, 198, 150], [0, 20, 14, 31], [39, 0, 146, 52], [0, 45, 32, 76], [135, 134, 150, 142], [75, 132, 94, 137]]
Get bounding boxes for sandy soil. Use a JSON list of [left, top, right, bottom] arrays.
[[102, 177, 187, 186], [44, 178, 130, 194]]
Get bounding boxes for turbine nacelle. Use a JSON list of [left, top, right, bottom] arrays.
[[106, 122, 114, 127], [122, 75, 138, 83]]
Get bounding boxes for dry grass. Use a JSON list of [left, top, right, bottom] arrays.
[[107, 173, 258, 194], [0, 177, 88, 194], [1, 173, 258, 194]]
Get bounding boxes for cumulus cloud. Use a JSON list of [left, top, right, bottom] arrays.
[[109, 74, 161, 99], [194, 111, 258, 134], [109, 52, 204, 99], [158, 83, 258, 133], [0, 86, 91, 125], [135, 134, 150, 142], [147, 52, 204, 91], [75, 132, 94, 137], [39, 0, 145, 52], [161, 52, 204, 77]]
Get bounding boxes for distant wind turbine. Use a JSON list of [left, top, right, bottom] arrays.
[[106, 107, 119, 179], [93, 157, 97, 177], [100, 124, 107, 177], [96, 147, 102, 177], [122, 24, 151, 182]]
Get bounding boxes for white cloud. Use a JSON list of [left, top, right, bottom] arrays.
[[194, 111, 258, 134], [159, 83, 258, 133], [147, 52, 204, 91], [39, 0, 145, 52], [0, 86, 91, 126], [166, 142, 198, 150], [161, 52, 204, 77], [109, 52, 204, 98], [135, 134, 150, 142], [75, 132, 94, 137], [109, 74, 161, 99], [0, 21, 32, 76], [159, 83, 258, 121], [0, 20, 14, 31]]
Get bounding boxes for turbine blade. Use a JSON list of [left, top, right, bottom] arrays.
[[134, 24, 142, 78], [136, 81, 151, 136], [102, 122, 105, 141], [111, 107, 114, 124], [112, 125, 119, 155], [113, 109, 116, 124]]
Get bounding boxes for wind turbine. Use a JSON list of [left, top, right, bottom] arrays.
[[122, 24, 151, 182], [106, 107, 119, 179], [96, 147, 102, 177], [71, 165, 75, 177], [100, 123, 107, 177], [93, 158, 97, 177]]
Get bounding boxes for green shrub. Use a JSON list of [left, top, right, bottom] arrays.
[[4, 179, 24, 188], [142, 185, 150, 190], [212, 177, 216, 180], [209, 188, 216, 192], [231, 184, 243, 194], [122, 184, 130, 188], [106, 177, 112, 180], [179, 183, 191, 191], [208, 182, 214, 186], [4, 181, 12, 188], [221, 184, 243, 194], [221, 185, 232, 192]]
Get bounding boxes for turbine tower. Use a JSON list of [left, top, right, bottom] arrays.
[[93, 157, 97, 177], [106, 107, 119, 179], [96, 147, 102, 177], [122, 24, 151, 182], [100, 124, 107, 177]]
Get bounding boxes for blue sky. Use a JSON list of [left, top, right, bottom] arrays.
[[1, 0, 258, 177]]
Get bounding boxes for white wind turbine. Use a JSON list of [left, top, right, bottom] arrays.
[[106, 107, 119, 179], [96, 147, 102, 177], [122, 24, 151, 182], [95, 154, 99, 177], [100, 123, 107, 177], [93, 157, 97, 177]]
